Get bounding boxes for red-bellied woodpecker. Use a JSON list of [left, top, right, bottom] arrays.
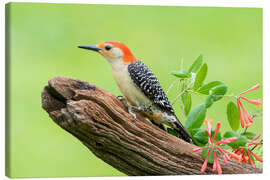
[[78, 41, 192, 143]]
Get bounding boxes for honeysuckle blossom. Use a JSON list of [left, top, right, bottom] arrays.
[[193, 119, 240, 174], [237, 84, 262, 128], [233, 133, 263, 167]]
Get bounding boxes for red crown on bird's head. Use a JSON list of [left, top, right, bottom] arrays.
[[98, 41, 137, 63]]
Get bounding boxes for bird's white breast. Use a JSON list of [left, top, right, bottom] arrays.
[[110, 59, 152, 107]]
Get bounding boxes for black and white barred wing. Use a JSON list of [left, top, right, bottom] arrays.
[[127, 61, 174, 113]]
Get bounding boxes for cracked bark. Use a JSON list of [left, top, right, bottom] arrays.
[[41, 76, 262, 176]]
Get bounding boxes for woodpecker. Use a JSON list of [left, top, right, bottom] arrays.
[[78, 41, 192, 143]]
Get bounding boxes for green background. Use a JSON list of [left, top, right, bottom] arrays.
[[6, 2, 262, 178]]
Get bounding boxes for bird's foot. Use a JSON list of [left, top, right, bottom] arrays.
[[117, 95, 127, 104], [128, 107, 137, 121], [117, 96, 149, 121], [132, 105, 148, 111], [117, 96, 137, 121], [129, 105, 150, 121]]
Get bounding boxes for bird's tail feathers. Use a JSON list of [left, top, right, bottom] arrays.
[[173, 117, 193, 143]]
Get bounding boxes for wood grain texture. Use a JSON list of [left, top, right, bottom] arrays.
[[41, 76, 262, 175]]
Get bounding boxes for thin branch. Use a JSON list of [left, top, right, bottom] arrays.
[[166, 80, 177, 95]]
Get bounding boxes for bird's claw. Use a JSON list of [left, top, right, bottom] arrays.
[[134, 105, 147, 112], [117, 95, 124, 99], [117, 95, 129, 106], [128, 107, 137, 121], [117, 95, 149, 122], [118, 95, 137, 121], [117, 95, 125, 101], [128, 105, 149, 122]]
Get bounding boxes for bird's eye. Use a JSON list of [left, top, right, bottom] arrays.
[[105, 45, 112, 51]]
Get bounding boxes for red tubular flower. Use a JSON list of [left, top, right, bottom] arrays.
[[212, 149, 217, 172], [239, 100, 253, 127], [240, 97, 261, 107], [239, 84, 260, 95], [217, 159, 222, 174], [201, 148, 211, 174], [237, 84, 262, 128], [233, 134, 263, 167], [219, 148, 241, 162], [215, 137, 237, 145], [248, 133, 261, 146], [193, 120, 240, 174], [232, 148, 248, 164], [216, 147, 228, 165], [212, 122, 221, 142], [241, 149, 248, 164], [237, 98, 245, 128], [193, 146, 211, 152], [248, 150, 263, 162], [246, 150, 256, 167], [204, 118, 212, 144]]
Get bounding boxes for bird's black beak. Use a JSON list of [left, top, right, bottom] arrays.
[[78, 45, 101, 52]]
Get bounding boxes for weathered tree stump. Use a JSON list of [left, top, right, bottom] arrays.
[[41, 76, 262, 175]]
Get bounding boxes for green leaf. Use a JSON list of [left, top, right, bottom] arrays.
[[191, 128, 207, 146], [227, 101, 240, 131], [181, 92, 192, 115], [229, 136, 248, 149], [241, 132, 257, 140], [198, 81, 224, 95], [223, 131, 247, 149], [185, 104, 207, 132], [192, 128, 221, 146], [202, 147, 213, 163], [167, 128, 179, 137], [193, 63, 208, 90], [210, 84, 228, 101], [190, 128, 201, 137], [202, 147, 220, 164], [188, 55, 203, 73], [171, 70, 190, 78], [223, 130, 240, 138], [193, 129, 208, 145], [212, 128, 222, 142], [205, 94, 214, 108]]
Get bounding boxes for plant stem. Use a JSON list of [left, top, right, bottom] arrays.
[[243, 127, 248, 135], [187, 90, 237, 99], [171, 80, 184, 105], [177, 80, 187, 117], [166, 80, 177, 94], [251, 140, 263, 151]]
